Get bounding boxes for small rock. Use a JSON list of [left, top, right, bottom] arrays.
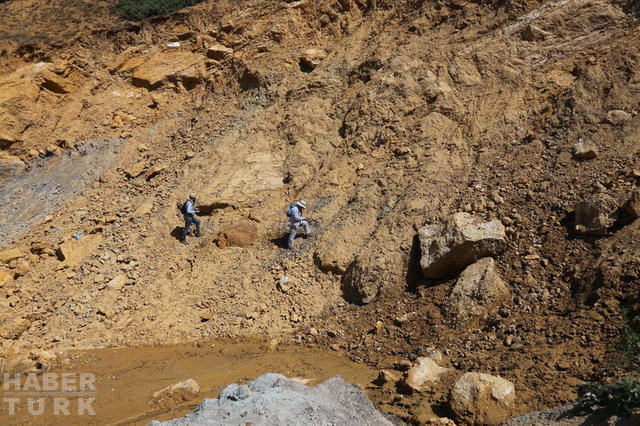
[[145, 164, 166, 180], [373, 370, 401, 386], [605, 109, 632, 125], [0, 248, 25, 264], [107, 274, 127, 291], [520, 24, 552, 41], [150, 379, 200, 406], [573, 138, 598, 160], [299, 49, 327, 71], [329, 344, 341, 351], [623, 188, 640, 221], [206, 44, 234, 60], [13, 259, 30, 277], [0, 268, 12, 287], [277, 276, 292, 293], [0, 154, 26, 178], [124, 161, 147, 179], [201, 313, 213, 322], [400, 357, 452, 394]]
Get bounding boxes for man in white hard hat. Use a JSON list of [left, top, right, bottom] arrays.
[[180, 194, 201, 244], [287, 200, 311, 249]]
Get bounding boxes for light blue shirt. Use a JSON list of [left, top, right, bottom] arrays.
[[185, 200, 196, 215]]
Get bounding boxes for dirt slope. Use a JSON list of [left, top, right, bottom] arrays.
[[0, 0, 639, 422]]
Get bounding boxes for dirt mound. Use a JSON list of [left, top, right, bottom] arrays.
[[0, 0, 639, 423]]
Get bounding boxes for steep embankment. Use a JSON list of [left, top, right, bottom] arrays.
[[0, 0, 639, 422]]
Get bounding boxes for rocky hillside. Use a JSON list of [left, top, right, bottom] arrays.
[[0, 0, 639, 423]]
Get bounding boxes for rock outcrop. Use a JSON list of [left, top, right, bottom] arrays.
[[449, 372, 515, 425], [419, 213, 506, 279], [150, 374, 394, 425], [447, 258, 510, 328]]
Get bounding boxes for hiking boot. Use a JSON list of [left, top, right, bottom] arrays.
[[196, 232, 202, 238], [180, 240, 188, 245]]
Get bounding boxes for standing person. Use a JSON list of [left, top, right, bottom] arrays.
[[287, 200, 311, 249], [181, 194, 201, 244]]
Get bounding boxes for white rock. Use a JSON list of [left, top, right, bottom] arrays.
[[450, 372, 515, 425]]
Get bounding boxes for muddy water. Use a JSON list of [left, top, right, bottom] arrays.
[[0, 341, 379, 425]]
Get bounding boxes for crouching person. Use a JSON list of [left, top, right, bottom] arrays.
[[287, 200, 311, 249]]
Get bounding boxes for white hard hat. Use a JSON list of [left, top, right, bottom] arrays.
[[296, 200, 307, 209]]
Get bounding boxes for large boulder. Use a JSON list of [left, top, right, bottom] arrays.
[[449, 372, 515, 425], [150, 374, 394, 425], [574, 194, 620, 235], [341, 257, 382, 305], [447, 258, 510, 328], [419, 213, 506, 279]]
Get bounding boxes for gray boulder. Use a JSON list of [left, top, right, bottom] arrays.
[[149, 373, 394, 426], [419, 213, 506, 279]]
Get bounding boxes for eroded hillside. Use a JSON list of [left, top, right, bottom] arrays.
[[0, 0, 639, 423]]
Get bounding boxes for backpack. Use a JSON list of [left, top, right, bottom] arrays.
[[286, 203, 296, 217], [180, 201, 189, 215]]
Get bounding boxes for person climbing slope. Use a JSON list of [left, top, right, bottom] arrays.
[[287, 200, 311, 249], [181, 194, 201, 244]]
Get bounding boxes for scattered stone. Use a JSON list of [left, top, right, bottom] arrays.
[[395, 360, 413, 371], [605, 109, 632, 125], [520, 24, 552, 41], [0, 248, 25, 264], [124, 161, 147, 179], [0, 154, 26, 178], [449, 372, 515, 425], [277, 276, 292, 293], [573, 138, 598, 160], [56, 234, 103, 266], [107, 274, 127, 291], [0, 317, 31, 339], [419, 213, 506, 279], [150, 379, 200, 407], [13, 259, 30, 277], [373, 370, 401, 386], [0, 268, 12, 287], [132, 52, 205, 90], [150, 374, 393, 425], [623, 188, 640, 221], [299, 49, 327, 71], [201, 313, 213, 322], [145, 164, 167, 180], [400, 357, 452, 394], [30, 241, 56, 256], [96, 305, 116, 319], [574, 194, 620, 235], [206, 44, 234, 60], [217, 221, 258, 248], [447, 258, 510, 328], [40, 70, 73, 94]]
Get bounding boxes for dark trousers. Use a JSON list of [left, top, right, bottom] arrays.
[[181, 215, 201, 241]]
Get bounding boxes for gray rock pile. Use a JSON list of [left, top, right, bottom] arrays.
[[150, 373, 395, 426]]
